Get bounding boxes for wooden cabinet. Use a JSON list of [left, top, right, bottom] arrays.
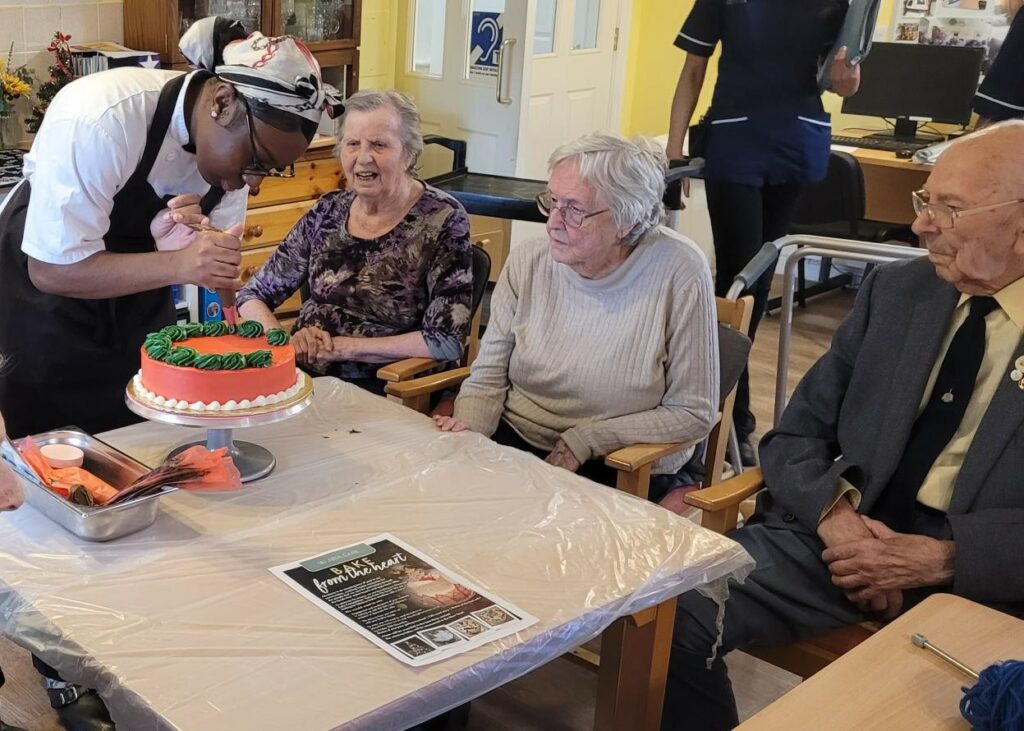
[[243, 137, 342, 320], [124, 0, 361, 93], [240, 244, 304, 313]]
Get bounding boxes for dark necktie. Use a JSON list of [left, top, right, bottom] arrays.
[[872, 296, 1000, 531]]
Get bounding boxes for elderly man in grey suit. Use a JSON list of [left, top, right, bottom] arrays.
[[660, 121, 1024, 731]]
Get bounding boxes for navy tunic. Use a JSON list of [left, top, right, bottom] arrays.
[[974, 11, 1024, 122], [675, 0, 847, 185]]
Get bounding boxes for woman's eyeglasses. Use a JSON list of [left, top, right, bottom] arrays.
[[911, 189, 1024, 230], [241, 101, 296, 179], [536, 191, 608, 229]]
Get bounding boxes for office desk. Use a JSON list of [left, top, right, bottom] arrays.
[[739, 594, 1024, 730], [853, 148, 931, 225], [0, 379, 752, 731]]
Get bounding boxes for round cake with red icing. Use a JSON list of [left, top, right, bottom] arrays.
[[132, 321, 305, 412]]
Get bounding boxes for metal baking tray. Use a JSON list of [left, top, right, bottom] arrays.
[[0, 427, 176, 542]]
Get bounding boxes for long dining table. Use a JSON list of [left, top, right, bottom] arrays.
[[0, 378, 752, 730]]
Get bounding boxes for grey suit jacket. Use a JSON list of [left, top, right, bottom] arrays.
[[758, 257, 1024, 607]]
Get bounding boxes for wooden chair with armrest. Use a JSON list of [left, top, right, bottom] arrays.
[[375, 243, 491, 405], [610, 295, 754, 502], [683, 468, 880, 678]]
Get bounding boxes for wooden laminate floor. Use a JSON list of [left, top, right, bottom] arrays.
[[0, 287, 857, 731]]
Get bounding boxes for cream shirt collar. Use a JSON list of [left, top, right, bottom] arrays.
[[957, 275, 1024, 332]]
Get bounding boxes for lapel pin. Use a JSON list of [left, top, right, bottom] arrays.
[[941, 391, 954, 404], [1016, 355, 1024, 372], [1012, 369, 1023, 383]]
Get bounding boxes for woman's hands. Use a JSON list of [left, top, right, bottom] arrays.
[[292, 326, 334, 368], [433, 415, 469, 432], [292, 332, 368, 369], [151, 194, 208, 252], [545, 439, 581, 472], [431, 422, 582, 474], [830, 46, 862, 98]]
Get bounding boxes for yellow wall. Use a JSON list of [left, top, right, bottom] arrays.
[[358, 0, 398, 91], [621, 0, 899, 137]]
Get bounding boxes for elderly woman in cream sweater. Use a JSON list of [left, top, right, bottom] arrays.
[[435, 132, 719, 500]]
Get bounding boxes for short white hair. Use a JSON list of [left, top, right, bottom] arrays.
[[335, 89, 424, 173], [548, 132, 667, 246]]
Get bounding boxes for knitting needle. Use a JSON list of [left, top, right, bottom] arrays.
[[184, 222, 238, 326], [911, 633, 980, 680]]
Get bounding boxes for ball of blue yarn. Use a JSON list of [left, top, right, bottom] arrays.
[[960, 660, 1024, 731]]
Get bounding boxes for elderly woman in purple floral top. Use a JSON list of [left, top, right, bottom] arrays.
[[237, 90, 473, 394]]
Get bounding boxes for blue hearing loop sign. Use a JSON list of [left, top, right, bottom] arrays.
[[470, 11, 503, 77]]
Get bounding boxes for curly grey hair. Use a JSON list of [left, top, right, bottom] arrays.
[[547, 132, 667, 247], [335, 90, 424, 173]]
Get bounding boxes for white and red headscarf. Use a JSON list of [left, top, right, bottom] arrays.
[[179, 16, 344, 124]]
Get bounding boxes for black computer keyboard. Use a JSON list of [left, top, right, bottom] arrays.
[[830, 135, 929, 153]]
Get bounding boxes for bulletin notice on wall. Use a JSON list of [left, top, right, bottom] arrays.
[[270, 534, 537, 667]]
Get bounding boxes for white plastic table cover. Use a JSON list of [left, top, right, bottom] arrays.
[[0, 378, 753, 730]]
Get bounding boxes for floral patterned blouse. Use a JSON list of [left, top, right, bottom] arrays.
[[236, 184, 473, 380]]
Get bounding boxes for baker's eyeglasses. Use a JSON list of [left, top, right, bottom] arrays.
[[536, 191, 608, 229], [242, 101, 296, 179], [912, 189, 1024, 230]]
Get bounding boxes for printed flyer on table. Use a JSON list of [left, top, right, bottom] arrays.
[[270, 533, 538, 666]]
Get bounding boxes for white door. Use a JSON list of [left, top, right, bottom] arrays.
[[397, 0, 529, 176], [517, 0, 622, 179]]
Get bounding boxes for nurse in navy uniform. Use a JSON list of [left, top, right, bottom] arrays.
[[0, 17, 342, 731], [666, 0, 861, 464], [974, 0, 1024, 126]]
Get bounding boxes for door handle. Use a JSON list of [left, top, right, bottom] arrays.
[[496, 38, 516, 105]]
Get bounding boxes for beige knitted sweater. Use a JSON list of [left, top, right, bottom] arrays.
[[454, 226, 719, 474]]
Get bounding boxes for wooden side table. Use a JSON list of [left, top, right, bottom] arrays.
[[740, 593, 1024, 730]]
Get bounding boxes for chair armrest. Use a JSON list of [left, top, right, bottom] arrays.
[[684, 468, 765, 512], [384, 367, 471, 399], [377, 358, 442, 383], [604, 443, 692, 473]]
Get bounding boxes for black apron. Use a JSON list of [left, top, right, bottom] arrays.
[[0, 73, 224, 438]]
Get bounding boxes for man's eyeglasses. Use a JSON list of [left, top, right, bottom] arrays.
[[912, 189, 1024, 230], [536, 191, 608, 229], [241, 101, 296, 179]]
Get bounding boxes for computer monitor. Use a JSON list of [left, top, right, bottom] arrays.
[[841, 43, 985, 142]]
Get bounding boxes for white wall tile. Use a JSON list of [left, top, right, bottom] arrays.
[[24, 6, 61, 51], [0, 2, 125, 52], [21, 49, 54, 86], [0, 8, 25, 54], [60, 4, 101, 45]]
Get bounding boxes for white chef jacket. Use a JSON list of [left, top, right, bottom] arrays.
[[19, 67, 248, 265]]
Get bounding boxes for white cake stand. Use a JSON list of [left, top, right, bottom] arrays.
[[125, 376, 313, 482]]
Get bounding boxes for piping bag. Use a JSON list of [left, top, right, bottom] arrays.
[[185, 221, 240, 326]]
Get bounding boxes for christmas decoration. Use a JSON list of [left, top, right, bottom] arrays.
[[26, 31, 74, 135]]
